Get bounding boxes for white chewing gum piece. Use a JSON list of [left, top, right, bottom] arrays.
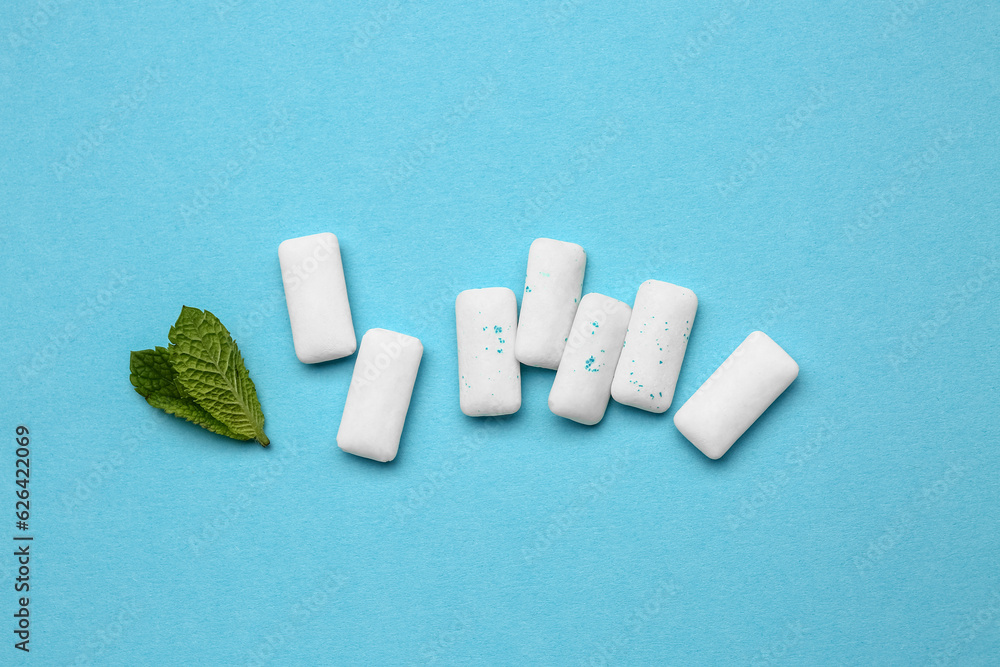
[[673, 331, 799, 459], [337, 329, 423, 463], [279, 232, 356, 363], [548, 293, 631, 425], [514, 238, 586, 370], [455, 287, 521, 416], [612, 279, 697, 413]]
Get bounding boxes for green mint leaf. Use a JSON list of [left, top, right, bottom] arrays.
[[166, 306, 269, 446], [129, 347, 246, 441]]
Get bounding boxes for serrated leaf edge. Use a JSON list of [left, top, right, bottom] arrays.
[[166, 306, 269, 446]]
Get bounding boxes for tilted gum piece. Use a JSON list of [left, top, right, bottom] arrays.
[[337, 329, 423, 463], [514, 238, 586, 370], [612, 279, 697, 413], [548, 293, 631, 425], [673, 331, 798, 459], [279, 232, 356, 363], [455, 287, 521, 417]]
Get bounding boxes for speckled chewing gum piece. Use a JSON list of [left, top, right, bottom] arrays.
[[455, 287, 521, 416], [279, 232, 356, 364], [674, 331, 798, 460], [337, 329, 423, 463], [548, 293, 631, 425], [612, 280, 697, 413], [514, 238, 586, 370]]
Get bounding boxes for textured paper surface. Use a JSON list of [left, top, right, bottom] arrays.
[[1, 1, 998, 664]]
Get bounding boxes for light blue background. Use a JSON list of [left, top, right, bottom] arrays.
[[2, 1, 998, 664]]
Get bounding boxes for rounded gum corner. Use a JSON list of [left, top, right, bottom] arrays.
[[672, 409, 687, 431], [313, 231, 339, 244], [532, 237, 585, 256], [529, 237, 548, 252], [277, 237, 297, 258], [294, 345, 318, 364], [704, 446, 724, 460], [360, 328, 381, 342]]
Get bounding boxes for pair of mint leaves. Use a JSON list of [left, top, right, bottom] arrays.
[[129, 306, 269, 446]]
